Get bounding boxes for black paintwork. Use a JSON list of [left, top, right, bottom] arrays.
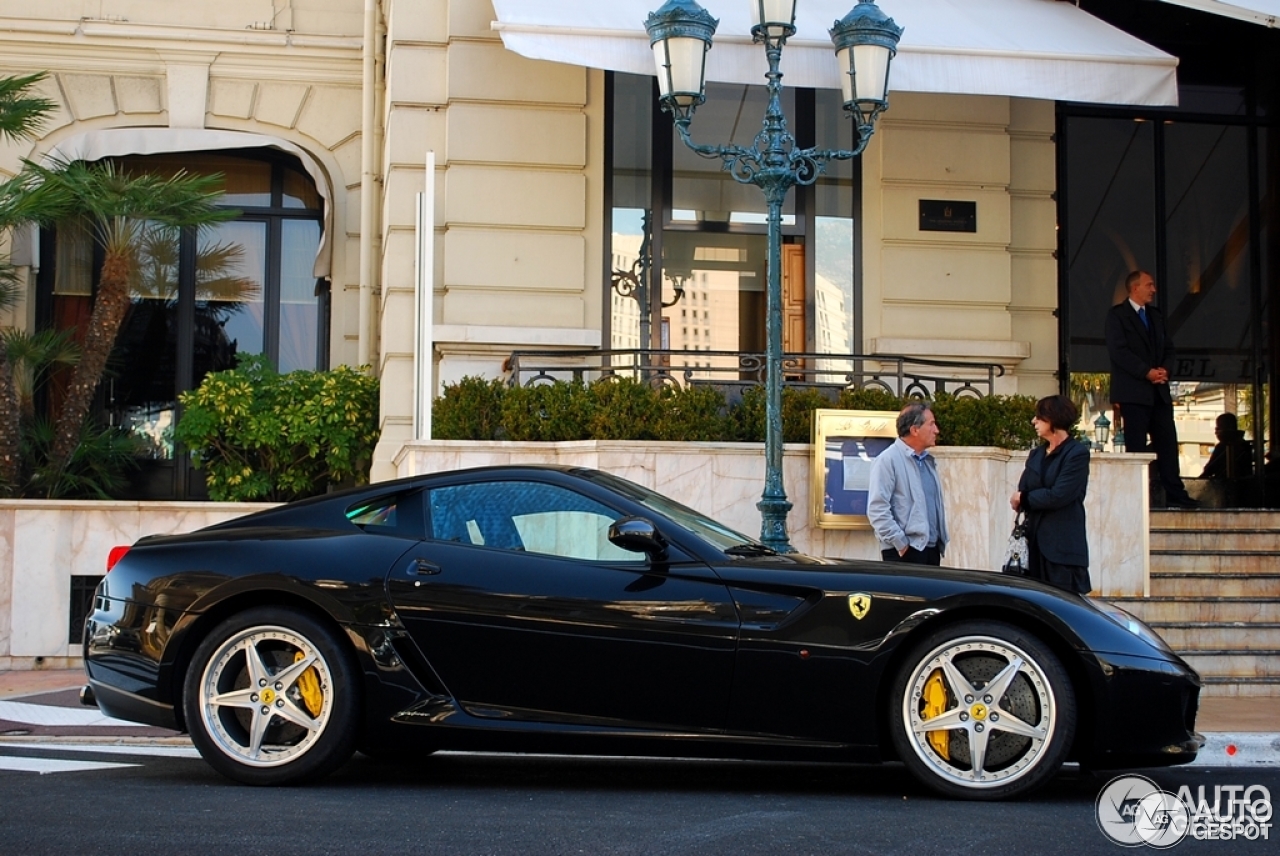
[[83, 465, 1201, 770]]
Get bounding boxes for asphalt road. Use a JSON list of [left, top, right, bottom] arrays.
[[0, 746, 1275, 855]]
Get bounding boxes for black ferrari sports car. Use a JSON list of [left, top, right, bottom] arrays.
[[83, 465, 1202, 799]]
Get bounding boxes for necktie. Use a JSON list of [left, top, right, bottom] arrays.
[[1138, 307, 1149, 329]]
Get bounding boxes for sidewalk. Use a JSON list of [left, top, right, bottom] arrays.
[[2, 669, 1276, 765]]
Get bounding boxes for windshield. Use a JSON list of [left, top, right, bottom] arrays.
[[579, 469, 760, 553]]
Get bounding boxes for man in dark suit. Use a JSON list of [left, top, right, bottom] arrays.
[[1105, 270, 1196, 507]]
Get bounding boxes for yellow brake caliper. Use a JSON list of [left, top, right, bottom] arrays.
[[293, 651, 324, 717], [922, 669, 950, 761]]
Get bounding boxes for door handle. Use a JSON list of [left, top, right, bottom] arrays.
[[410, 558, 442, 576]]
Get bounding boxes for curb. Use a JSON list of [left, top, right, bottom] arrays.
[[1189, 733, 1280, 768]]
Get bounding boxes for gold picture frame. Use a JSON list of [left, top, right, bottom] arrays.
[[811, 409, 900, 529]]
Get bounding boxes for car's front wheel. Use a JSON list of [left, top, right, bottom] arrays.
[[888, 621, 1076, 800], [183, 607, 360, 785]]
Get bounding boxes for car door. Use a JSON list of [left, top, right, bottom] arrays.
[[385, 477, 740, 732]]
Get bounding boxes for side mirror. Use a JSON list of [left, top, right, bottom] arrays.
[[608, 516, 669, 561]]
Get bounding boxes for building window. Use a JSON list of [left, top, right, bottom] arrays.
[[38, 149, 327, 499], [606, 72, 860, 379]]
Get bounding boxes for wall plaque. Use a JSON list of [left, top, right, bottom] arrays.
[[919, 199, 977, 233], [811, 409, 899, 530]]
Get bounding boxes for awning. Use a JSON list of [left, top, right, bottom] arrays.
[[491, 0, 1178, 107], [1158, 0, 1280, 26]]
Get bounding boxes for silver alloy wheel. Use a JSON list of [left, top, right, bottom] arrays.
[[899, 634, 1056, 790], [197, 625, 334, 768]]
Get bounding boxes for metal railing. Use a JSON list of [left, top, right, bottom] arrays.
[[504, 349, 1003, 400]]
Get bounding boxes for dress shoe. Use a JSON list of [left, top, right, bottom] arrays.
[[1167, 497, 1200, 508]]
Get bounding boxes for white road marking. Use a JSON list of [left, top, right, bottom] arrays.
[[0, 700, 146, 728], [0, 740, 201, 775], [0, 756, 139, 774], [13, 742, 200, 759]]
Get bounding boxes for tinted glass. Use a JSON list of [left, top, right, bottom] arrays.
[[428, 481, 641, 562]]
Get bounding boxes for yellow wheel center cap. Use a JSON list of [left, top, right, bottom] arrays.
[[970, 702, 988, 721], [260, 688, 276, 705]]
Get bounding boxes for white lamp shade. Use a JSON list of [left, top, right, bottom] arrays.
[[749, 0, 798, 35], [652, 36, 708, 106], [837, 42, 892, 108]]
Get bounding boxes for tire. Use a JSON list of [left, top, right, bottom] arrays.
[[888, 620, 1076, 800], [183, 606, 361, 785]]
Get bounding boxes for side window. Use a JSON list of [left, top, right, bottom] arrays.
[[427, 481, 641, 562], [347, 498, 397, 528], [345, 490, 424, 539]]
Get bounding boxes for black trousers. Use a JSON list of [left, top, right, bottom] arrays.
[[880, 545, 942, 566], [1121, 399, 1190, 503]]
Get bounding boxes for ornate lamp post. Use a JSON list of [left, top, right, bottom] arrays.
[[1093, 412, 1111, 452], [645, 0, 902, 551]]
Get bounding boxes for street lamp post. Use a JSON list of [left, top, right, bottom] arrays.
[[645, 0, 902, 552], [1093, 412, 1111, 453]]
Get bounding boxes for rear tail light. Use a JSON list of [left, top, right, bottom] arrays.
[[107, 545, 130, 572]]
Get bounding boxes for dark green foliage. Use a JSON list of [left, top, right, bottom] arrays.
[[729, 384, 765, 442], [432, 376, 506, 440], [430, 375, 1040, 450], [930, 392, 1038, 449], [174, 355, 380, 502], [588, 378, 664, 440], [654, 383, 730, 441], [836, 386, 905, 412], [783, 388, 835, 443], [21, 417, 140, 499], [500, 381, 593, 441], [0, 72, 54, 145], [730, 386, 849, 443]]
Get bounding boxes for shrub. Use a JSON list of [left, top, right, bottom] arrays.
[[930, 392, 1037, 449], [655, 383, 731, 441], [500, 380, 593, 441], [175, 355, 380, 501], [433, 376, 505, 440], [836, 386, 904, 412], [588, 378, 664, 440], [429, 375, 1040, 451]]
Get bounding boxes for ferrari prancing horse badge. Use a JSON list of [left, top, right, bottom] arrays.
[[848, 593, 871, 620]]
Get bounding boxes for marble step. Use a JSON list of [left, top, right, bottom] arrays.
[[1112, 597, 1280, 624], [1150, 529, 1280, 552], [1151, 510, 1280, 532], [1149, 573, 1280, 598], [1180, 650, 1280, 679], [1199, 677, 1280, 698], [1151, 552, 1280, 574], [1150, 622, 1280, 650]]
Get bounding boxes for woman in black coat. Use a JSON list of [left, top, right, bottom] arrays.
[[1009, 395, 1092, 594]]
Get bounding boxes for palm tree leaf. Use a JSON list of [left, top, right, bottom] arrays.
[[0, 260, 21, 312], [0, 72, 55, 142]]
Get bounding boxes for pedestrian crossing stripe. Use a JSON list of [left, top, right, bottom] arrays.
[[0, 756, 140, 774], [0, 699, 145, 728], [16, 742, 200, 758]]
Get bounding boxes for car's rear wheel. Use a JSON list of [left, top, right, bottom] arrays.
[[183, 607, 360, 785], [888, 621, 1076, 800]]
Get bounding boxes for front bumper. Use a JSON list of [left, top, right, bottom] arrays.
[[1078, 650, 1203, 770]]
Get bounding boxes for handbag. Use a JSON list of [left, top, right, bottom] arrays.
[[1002, 511, 1029, 575]]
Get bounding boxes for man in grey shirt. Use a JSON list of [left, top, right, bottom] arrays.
[[867, 402, 948, 565]]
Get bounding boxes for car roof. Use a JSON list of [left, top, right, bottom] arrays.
[[198, 464, 617, 533]]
